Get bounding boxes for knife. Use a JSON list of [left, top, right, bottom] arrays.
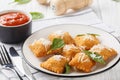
[[9, 47, 36, 80]]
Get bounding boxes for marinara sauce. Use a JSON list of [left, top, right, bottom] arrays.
[[0, 12, 29, 26]]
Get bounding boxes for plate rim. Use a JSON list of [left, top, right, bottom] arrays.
[[22, 24, 120, 77]]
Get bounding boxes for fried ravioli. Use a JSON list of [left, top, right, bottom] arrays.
[[62, 44, 80, 61], [40, 55, 67, 73], [69, 52, 96, 72], [74, 34, 100, 50], [48, 30, 74, 44], [29, 38, 51, 57], [90, 44, 117, 61]]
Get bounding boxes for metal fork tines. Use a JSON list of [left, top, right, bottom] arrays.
[[0, 45, 23, 80]]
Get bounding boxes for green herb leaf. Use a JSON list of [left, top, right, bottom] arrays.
[[77, 34, 85, 36], [30, 12, 44, 20], [83, 50, 105, 64], [51, 38, 65, 50], [14, 0, 31, 4], [64, 63, 71, 74], [77, 33, 100, 37], [113, 0, 120, 2], [87, 33, 100, 36]]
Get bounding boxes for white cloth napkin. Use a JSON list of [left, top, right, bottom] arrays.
[[32, 10, 114, 33]]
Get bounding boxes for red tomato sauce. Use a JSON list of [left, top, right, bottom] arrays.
[[0, 12, 29, 26]]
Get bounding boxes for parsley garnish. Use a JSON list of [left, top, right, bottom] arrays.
[[64, 63, 71, 74], [77, 33, 100, 37], [30, 12, 44, 20], [51, 38, 65, 50], [84, 50, 105, 64], [14, 0, 31, 4], [113, 0, 120, 2]]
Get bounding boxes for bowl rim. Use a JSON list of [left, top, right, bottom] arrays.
[[0, 10, 32, 28]]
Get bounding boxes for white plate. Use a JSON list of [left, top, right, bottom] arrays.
[[22, 24, 120, 77]]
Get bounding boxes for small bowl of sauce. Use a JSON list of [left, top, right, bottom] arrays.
[[0, 10, 32, 43]]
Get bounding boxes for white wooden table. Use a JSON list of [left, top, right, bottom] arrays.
[[0, 0, 120, 80], [93, 0, 120, 31]]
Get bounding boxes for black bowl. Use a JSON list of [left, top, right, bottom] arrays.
[[0, 10, 32, 44]]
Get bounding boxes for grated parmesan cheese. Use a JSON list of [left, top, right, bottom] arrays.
[[90, 44, 112, 53], [79, 46, 86, 50], [83, 34, 95, 41], [78, 53, 90, 63], [38, 38, 51, 51], [53, 30, 65, 38], [63, 44, 77, 51], [38, 38, 51, 46], [53, 55, 65, 61], [90, 53, 96, 58]]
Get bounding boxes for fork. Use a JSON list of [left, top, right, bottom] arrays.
[[0, 45, 23, 80]]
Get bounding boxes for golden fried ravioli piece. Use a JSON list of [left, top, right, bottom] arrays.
[[29, 38, 51, 57], [69, 52, 96, 72], [48, 30, 74, 44], [47, 48, 63, 54], [90, 44, 117, 61], [74, 34, 100, 50], [62, 44, 81, 61], [40, 55, 67, 74]]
